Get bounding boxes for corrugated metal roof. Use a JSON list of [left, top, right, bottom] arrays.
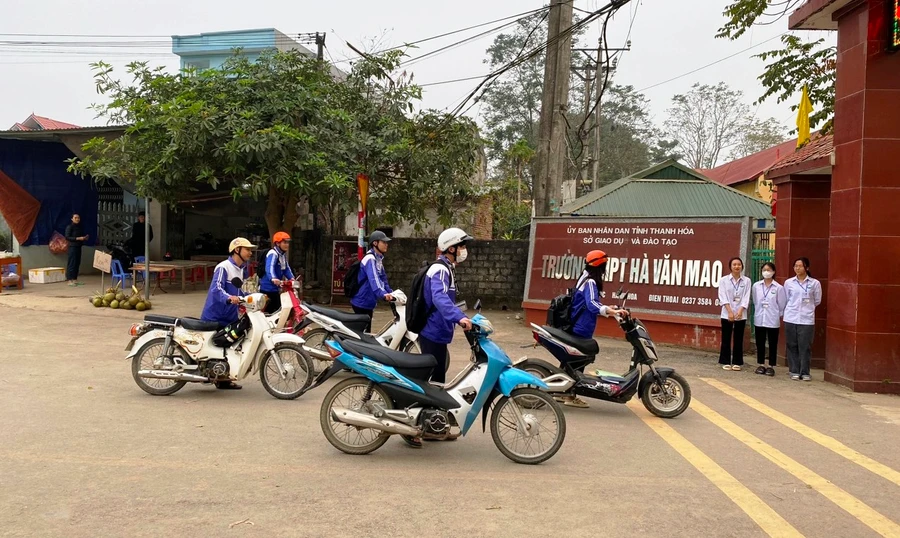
[[561, 159, 772, 219]]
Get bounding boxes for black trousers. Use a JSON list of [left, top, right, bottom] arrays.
[[66, 246, 82, 281], [263, 291, 281, 314], [418, 335, 449, 384], [352, 305, 374, 333], [719, 319, 746, 366], [755, 326, 779, 366]]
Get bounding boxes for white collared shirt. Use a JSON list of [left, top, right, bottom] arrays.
[[718, 274, 752, 320], [752, 279, 787, 328], [783, 275, 822, 325]]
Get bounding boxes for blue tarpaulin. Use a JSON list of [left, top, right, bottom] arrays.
[[0, 139, 98, 246]]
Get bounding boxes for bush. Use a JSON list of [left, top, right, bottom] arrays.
[[0, 230, 10, 252]]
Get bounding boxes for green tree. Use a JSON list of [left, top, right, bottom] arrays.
[[730, 116, 786, 159], [718, 1, 836, 132], [68, 49, 480, 236]]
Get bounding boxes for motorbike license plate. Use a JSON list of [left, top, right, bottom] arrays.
[[124, 338, 137, 352]]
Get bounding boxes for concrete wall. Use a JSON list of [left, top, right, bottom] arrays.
[[306, 236, 528, 308], [14, 244, 99, 276]]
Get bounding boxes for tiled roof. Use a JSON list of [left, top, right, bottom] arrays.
[[767, 133, 833, 173], [7, 114, 80, 131], [700, 138, 801, 186]]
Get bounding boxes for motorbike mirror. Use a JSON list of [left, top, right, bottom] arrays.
[[455, 300, 467, 311], [474, 299, 482, 312], [231, 277, 243, 288]]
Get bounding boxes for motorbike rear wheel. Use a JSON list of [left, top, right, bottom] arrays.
[[131, 338, 188, 396], [490, 388, 566, 465], [641, 371, 691, 418], [299, 328, 334, 373], [320, 377, 393, 455], [259, 342, 314, 400]]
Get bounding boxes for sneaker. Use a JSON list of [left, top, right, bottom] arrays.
[[765, 367, 775, 377], [791, 374, 800, 381], [801, 375, 812, 382], [553, 395, 567, 403], [214, 381, 242, 390], [755, 366, 767, 375], [562, 396, 590, 408], [401, 435, 423, 448], [722, 365, 733, 370], [732, 365, 742, 371]]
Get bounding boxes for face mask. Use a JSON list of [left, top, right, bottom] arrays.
[[762, 271, 774, 279], [455, 247, 468, 263]]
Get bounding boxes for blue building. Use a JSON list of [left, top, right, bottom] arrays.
[[172, 28, 319, 71]]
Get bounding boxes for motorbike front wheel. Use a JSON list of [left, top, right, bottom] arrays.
[[131, 338, 188, 396], [490, 388, 566, 465], [259, 343, 314, 400], [641, 371, 691, 418], [320, 377, 393, 455], [299, 328, 335, 373]]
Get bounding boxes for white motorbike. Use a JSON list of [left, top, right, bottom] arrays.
[[125, 278, 314, 399], [299, 290, 421, 367]]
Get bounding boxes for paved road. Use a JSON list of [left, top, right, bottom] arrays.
[[1, 290, 899, 537]]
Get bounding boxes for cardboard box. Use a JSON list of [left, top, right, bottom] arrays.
[[28, 267, 66, 284]]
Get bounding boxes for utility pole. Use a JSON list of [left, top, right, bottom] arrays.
[[591, 37, 604, 191], [315, 32, 326, 61], [533, 0, 574, 217]]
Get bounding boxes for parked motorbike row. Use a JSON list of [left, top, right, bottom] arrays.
[[124, 279, 690, 465]]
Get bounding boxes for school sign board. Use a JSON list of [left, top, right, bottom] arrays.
[[523, 217, 751, 321]]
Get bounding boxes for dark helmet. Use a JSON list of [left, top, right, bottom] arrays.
[[369, 230, 392, 244]]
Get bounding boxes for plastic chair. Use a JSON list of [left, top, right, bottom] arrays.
[[111, 259, 133, 288], [134, 256, 146, 285]]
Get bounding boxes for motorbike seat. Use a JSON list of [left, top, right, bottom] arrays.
[[304, 303, 371, 327], [144, 314, 177, 326], [179, 318, 222, 332], [542, 326, 600, 356], [338, 336, 437, 370]]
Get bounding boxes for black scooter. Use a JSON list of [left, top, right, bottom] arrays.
[[515, 291, 691, 418]]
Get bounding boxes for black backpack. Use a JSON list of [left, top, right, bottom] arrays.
[[256, 250, 268, 278], [342, 259, 362, 298], [406, 259, 450, 334], [546, 276, 587, 333]]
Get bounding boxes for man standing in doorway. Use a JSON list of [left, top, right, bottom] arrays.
[[128, 211, 153, 258]]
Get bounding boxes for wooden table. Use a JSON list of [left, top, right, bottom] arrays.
[[132, 261, 216, 294], [0, 256, 23, 294]]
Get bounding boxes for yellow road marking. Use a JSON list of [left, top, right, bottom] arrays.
[[701, 378, 900, 488], [692, 399, 900, 537], [626, 401, 804, 538]]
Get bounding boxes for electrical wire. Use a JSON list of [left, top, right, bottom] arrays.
[[635, 32, 786, 93]]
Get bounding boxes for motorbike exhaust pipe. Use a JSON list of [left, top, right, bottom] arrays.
[[304, 346, 333, 361], [138, 369, 209, 383], [330, 407, 420, 436]]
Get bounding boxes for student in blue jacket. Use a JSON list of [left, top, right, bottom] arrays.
[[200, 237, 255, 390], [351, 230, 394, 333], [260, 231, 295, 314]]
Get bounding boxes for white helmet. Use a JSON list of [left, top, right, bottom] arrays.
[[437, 227, 473, 252]]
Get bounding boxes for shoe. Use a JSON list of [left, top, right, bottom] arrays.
[[732, 365, 742, 371], [563, 396, 589, 408], [401, 435, 423, 448], [765, 367, 775, 377], [790, 374, 800, 381], [214, 381, 242, 390], [553, 395, 567, 403], [722, 365, 733, 370], [801, 375, 812, 382], [755, 366, 767, 375]]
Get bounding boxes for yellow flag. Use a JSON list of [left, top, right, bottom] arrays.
[[796, 85, 812, 148]]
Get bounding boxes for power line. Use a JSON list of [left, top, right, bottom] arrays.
[[635, 32, 786, 93], [399, 15, 533, 68]]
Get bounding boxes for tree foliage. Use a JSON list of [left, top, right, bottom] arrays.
[[730, 116, 786, 160], [68, 49, 481, 236], [718, 1, 836, 132]]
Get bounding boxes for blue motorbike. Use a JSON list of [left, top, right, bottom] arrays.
[[305, 306, 567, 464]]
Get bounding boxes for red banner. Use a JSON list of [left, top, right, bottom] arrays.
[[525, 219, 748, 318], [331, 240, 360, 297]]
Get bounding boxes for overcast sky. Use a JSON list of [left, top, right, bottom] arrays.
[[1, 0, 834, 137]]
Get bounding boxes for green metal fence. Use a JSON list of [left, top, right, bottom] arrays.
[[748, 246, 775, 339]]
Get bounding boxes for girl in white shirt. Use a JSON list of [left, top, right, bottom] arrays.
[[783, 257, 822, 381], [717, 257, 752, 371], [752, 262, 787, 377]]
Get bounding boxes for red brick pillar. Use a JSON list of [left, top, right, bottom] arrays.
[[772, 174, 832, 368], [826, 0, 900, 393]]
